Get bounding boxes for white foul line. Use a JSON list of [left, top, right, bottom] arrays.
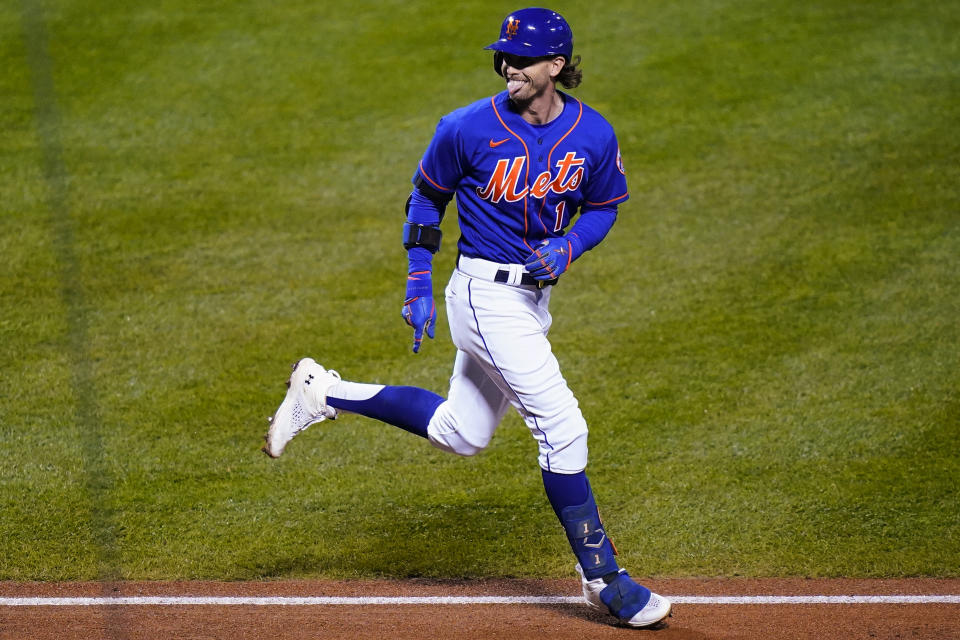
[[1, 595, 959, 607]]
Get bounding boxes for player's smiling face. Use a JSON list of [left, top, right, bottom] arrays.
[[500, 53, 564, 104]]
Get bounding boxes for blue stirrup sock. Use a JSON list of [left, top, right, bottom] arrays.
[[542, 469, 620, 580], [599, 571, 653, 622], [326, 383, 443, 438]]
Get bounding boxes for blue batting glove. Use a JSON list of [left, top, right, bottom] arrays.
[[402, 270, 436, 353], [402, 296, 436, 353], [523, 237, 578, 280]]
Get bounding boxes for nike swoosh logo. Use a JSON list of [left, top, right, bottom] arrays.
[[489, 138, 510, 148]]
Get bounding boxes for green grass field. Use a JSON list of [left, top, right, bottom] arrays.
[[2, 0, 957, 581]]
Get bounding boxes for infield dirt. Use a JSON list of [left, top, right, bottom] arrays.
[[2, 578, 959, 639]]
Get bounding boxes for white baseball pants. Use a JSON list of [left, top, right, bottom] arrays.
[[426, 257, 589, 473]]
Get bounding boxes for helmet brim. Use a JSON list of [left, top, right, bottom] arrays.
[[485, 39, 530, 54], [484, 39, 570, 59]]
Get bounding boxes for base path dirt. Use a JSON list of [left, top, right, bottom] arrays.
[[2, 578, 959, 639]]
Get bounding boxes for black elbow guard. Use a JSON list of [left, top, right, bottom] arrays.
[[403, 222, 442, 253], [413, 174, 452, 207]]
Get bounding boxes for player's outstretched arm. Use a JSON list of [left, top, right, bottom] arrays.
[[400, 187, 445, 353]]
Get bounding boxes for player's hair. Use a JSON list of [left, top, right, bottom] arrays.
[[557, 55, 582, 89]]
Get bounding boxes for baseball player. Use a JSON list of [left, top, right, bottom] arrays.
[[264, 8, 672, 628]]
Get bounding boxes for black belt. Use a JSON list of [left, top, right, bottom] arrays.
[[494, 270, 558, 288]]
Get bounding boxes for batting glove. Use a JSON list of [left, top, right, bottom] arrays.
[[402, 270, 436, 353], [523, 235, 583, 280]]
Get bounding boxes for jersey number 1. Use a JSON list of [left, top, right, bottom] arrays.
[[554, 201, 566, 232]]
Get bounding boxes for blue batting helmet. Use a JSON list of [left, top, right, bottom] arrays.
[[484, 7, 574, 61]]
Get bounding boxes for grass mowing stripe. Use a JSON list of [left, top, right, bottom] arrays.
[[18, 0, 119, 591]]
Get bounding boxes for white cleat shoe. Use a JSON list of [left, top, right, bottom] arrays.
[[262, 358, 340, 458], [576, 563, 672, 628], [578, 563, 609, 614]]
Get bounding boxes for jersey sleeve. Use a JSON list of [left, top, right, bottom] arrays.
[[582, 130, 629, 210], [413, 115, 465, 196]]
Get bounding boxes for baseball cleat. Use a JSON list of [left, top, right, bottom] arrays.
[[576, 563, 672, 628], [262, 358, 340, 458]]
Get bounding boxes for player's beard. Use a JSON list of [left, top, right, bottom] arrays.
[[508, 93, 533, 112]]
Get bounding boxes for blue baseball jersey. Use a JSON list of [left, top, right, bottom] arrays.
[[414, 90, 628, 264]]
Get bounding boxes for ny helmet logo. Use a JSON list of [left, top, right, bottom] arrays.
[[506, 18, 520, 39]]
